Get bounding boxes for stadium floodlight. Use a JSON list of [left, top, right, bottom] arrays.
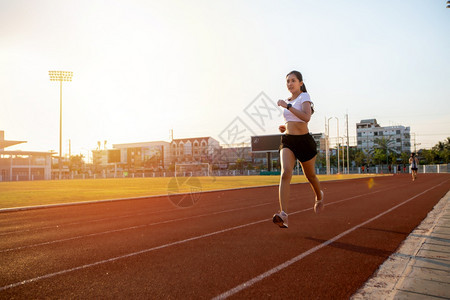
[[49, 71, 73, 180], [447, 1, 450, 8]]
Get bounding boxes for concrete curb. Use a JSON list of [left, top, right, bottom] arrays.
[[351, 190, 450, 299]]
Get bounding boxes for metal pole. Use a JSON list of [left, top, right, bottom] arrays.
[[346, 114, 350, 174], [59, 80, 62, 180], [335, 117, 339, 174], [326, 117, 332, 175], [325, 117, 328, 175], [342, 137, 345, 173]]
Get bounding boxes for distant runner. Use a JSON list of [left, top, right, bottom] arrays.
[[409, 152, 419, 181]]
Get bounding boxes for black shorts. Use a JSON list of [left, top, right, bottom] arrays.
[[279, 133, 318, 162], [411, 168, 418, 171]]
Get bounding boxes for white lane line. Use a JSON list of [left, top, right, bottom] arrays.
[[0, 182, 287, 214], [0, 202, 271, 253], [0, 184, 405, 291], [0, 216, 273, 292], [0, 207, 177, 237], [1, 184, 399, 253], [212, 181, 448, 300], [0, 186, 275, 236], [0, 178, 394, 236], [0, 183, 282, 236]]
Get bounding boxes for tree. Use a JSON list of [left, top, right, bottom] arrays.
[[374, 137, 396, 166], [372, 148, 386, 166], [316, 152, 326, 168], [400, 152, 410, 165], [354, 149, 366, 166], [431, 137, 450, 163], [69, 154, 85, 173]]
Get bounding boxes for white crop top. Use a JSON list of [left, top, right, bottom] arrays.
[[283, 92, 312, 123]]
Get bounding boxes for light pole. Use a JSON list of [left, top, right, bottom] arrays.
[[346, 114, 350, 174], [49, 71, 73, 180], [340, 136, 345, 173], [334, 117, 340, 174], [326, 117, 332, 175]]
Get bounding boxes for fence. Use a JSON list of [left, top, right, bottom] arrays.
[[1, 164, 448, 181], [314, 164, 449, 175]]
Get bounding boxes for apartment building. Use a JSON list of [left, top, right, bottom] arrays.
[[356, 119, 411, 153]]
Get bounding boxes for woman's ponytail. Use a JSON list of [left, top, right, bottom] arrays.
[[301, 83, 307, 93]]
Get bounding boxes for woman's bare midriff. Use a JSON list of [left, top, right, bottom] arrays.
[[285, 121, 309, 135]]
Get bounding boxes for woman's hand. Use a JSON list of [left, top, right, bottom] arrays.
[[279, 125, 286, 133], [277, 100, 287, 108]]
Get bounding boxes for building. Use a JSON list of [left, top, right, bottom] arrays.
[[170, 137, 220, 164], [356, 119, 411, 153], [311, 133, 327, 152], [0, 131, 54, 181], [112, 141, 171, 172], [217, 146, 253, 168]]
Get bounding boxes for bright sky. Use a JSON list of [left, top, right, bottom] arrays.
[[1, 0, 449, 159]]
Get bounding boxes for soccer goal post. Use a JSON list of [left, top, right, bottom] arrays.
[[175, 163, 211, 177]]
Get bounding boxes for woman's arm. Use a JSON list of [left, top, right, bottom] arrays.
[[287, 101, 312, 123]]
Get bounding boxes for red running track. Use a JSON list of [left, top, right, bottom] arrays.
[[0, 174, 449, 299]]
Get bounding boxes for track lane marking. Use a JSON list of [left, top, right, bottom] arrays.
[[0, 202, 271, 253], [0, 183, 413, 291], [1, 183, 402, 253], [0, 177, 394, 236], [0, 207, 177, 237], [212, 180, 448, 299]]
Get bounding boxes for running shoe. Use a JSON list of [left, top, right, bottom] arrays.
[[314, 191, 324, 214], [273, 211, 288, 228]]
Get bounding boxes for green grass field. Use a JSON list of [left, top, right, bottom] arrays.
[[0, 174, 388, 209]]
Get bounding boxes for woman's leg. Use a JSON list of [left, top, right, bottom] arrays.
[[299, 155, 322, 201], [278, 148, 296, 213]]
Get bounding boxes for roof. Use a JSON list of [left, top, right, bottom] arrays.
[[0, 150, 55, 156], [0, 140, 26, 149], [113, 141, 171, 148], [359, 119, 378, 124], [172, 137, 219, 143]]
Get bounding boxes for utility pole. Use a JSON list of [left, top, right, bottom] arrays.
[[326, 117, 332, 175], [335, 117, 340, 174], [325, 117, 328, 175], [342, 137, 345, 173], [346, 114, 350, 174]]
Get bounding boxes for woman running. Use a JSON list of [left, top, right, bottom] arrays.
[[409, 152, 419, 181], [273, 70, 324, 229]]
